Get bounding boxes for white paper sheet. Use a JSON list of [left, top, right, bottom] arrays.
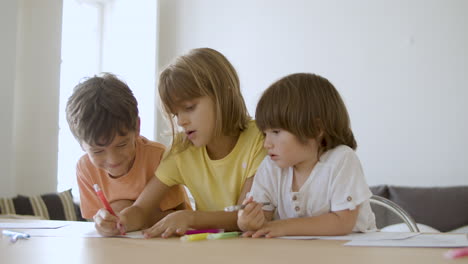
[[345, 233, 468, 248], [0, 222, 68, 229], [278, 232, 419, 241], [1, 221, 145, 239]]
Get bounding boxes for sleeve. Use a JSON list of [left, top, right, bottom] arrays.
[[155, 152, 183, 187], [76, 161, 102, 219], [248, 158, 276, 211], [330, 150, 372, 212], [245, 128, 268, 179], [154, 151, 191, 210]]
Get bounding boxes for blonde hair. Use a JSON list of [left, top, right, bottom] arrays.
[[256, 73, 356, 156], [66, 73, 139, 146], [159, 48, 250, 154]]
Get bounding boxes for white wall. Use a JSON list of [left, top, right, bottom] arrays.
[[0, 0, 62, 196], [158, 0, 468, 187], [0, 0, 19, 196]]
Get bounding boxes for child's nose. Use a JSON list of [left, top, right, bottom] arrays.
[[106, 151, 120, 164], [176, 114, 188, 127], [263, 139, 273, 149]]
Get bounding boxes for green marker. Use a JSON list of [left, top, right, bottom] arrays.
[[207, 231, 241, 240]]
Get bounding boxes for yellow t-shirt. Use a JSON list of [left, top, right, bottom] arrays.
[[156, 120, 267, 211]]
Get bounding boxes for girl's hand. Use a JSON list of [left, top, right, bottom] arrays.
[[251, 221, 285, 238], [142, 210, 192, 238], [93, 208, 123, 236], [237, 197, 265, 232]]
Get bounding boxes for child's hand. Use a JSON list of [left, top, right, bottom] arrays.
[[142, 210, 191, 238], [93, 208, 123, 236], [250, 221, 284, 238], [237, 197, 265, 232]]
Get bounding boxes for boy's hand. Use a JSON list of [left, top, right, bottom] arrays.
[[237, 197, 265, 232], [93, 208, 123, 236], [142, 210, 192, 238], [250, 220, 285, 238]]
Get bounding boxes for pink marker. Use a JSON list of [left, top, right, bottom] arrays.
[[185, 229, 224, 235], [445, 247, 468, 259]]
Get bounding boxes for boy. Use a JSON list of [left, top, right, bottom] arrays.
[[66, 73, 190, 235]]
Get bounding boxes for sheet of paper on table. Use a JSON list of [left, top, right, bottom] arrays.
[[1, 221, 144, 238], [345, 233, 468, 248], [278, 232, 419, 241], [0, 221, 68, 229]]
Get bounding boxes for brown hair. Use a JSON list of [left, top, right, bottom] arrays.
[[66, 73, 139, 146], [159, 48, 250, 153], [255, 73, 356, 156]]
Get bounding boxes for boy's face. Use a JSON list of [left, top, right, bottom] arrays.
[[81, 131, 138, 178], [263, 129, 319, 169]]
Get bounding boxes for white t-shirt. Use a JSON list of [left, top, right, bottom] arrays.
[[249, 145, 376, 232]]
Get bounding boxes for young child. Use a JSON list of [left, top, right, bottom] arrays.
[[95, 48, 267, 237], [66, 73, 191, 236], [237, 73, 376, 238]]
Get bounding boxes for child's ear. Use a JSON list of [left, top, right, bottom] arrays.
[[315, 118, 325, 139], [317, 130, 324, 139]]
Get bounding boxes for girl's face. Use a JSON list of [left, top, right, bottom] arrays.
[[81, 131, 138, 177], [172, 95, 216, 147], [263, 128, 319, 169]]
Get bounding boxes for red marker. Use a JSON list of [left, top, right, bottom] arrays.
[[93, 184, 125, 235], [94, 184, 117, 215], [445, 247, 468, 259]]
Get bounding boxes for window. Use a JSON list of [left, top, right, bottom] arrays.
[[57, 0, 157, 201]]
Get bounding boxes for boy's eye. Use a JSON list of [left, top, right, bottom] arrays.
[[117, 143, 127, 148]]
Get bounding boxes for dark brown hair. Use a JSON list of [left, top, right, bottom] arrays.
[[159, 48, 250, 153], [256, 73, 356, 156], [66, 73, 139, 146]]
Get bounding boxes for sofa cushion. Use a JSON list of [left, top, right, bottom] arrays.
[[0, 189, 85, 221], [387, 185, 468, 232], [371, 185, 468, 232], [370, 185, 402, 229], [370, 185, 389, 199]]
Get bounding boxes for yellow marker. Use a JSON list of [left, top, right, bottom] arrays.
[[180, 233, 210, 242]]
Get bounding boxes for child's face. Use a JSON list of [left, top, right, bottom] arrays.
[[172, 95, 215, 147], [263, 129, 319, 169], [81, 131, 138, 177]]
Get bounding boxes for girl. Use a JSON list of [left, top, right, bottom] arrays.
[[94, 48, 266, 237], [238, 73, 376, 238]]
